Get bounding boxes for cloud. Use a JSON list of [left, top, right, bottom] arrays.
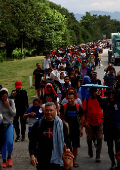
[[49, 0, 120, 13]]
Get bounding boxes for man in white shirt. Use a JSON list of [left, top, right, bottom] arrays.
[[43, 54, 51, 74]]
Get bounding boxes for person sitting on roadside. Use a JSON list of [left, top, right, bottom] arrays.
[[24, 98, 44, 139]]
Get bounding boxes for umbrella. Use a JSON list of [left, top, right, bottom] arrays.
[[80, 43, 86, 46], [81, 84, 108, 88]]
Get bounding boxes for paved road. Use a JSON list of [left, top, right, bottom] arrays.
[[1, 49, 120, 170]]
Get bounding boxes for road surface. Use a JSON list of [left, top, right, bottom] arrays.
[[1, 49, 120, 170]]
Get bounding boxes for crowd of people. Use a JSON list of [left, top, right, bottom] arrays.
[[0, 42, 120, 170]]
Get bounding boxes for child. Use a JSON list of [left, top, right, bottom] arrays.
[[24, 98, 44, 138]]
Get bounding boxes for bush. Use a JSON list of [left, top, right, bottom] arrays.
[[26, 49, 37, 57], [0, 50, 7, 62], [12, 48, 28, 59]]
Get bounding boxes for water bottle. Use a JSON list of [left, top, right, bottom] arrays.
[[0, 114, 3, 124], [39, 108, 43, 114]]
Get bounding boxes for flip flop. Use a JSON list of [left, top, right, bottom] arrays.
[[73, 163, 79, 168]]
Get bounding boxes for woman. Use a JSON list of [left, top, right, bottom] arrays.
[[0, 88, 16, 168], [40, 83, 60, 116]]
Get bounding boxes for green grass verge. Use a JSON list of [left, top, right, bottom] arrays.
[[0, 56, 44, 100]]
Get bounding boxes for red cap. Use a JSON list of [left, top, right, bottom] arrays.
[[15, 81, 22, 88]]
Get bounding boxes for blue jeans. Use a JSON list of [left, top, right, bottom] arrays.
[[2, 124, 14, 159]]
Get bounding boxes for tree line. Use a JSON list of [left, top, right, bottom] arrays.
[[0, 0, 120, 59]]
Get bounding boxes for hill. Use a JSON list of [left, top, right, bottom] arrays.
[[74, 11, 120, 21]]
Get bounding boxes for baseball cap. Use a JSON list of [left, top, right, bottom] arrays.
[[15, 81, 22, 88]]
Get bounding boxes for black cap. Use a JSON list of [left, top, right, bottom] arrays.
[[105, 87, 116, 95], [90, 87, 97, 92]]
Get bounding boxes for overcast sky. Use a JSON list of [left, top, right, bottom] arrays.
[[49, 0, 120, 14]]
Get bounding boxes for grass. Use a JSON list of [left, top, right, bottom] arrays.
[[0, 56, 44, 100]]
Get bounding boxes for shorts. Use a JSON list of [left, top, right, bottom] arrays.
[[70, 129, 80, 148], [35, 83, 41, 90]]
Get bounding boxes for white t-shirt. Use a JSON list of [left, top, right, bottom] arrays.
[[58, 63, 66, 69], [43, 58, 51, 69]]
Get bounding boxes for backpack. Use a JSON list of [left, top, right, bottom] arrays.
[[63, 103, 80, 115], [63, 103, 80, 127]]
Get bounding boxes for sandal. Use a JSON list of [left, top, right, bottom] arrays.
[[73, 163, 79, 168]]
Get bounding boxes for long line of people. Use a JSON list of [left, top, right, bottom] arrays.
[[0, 42, 120, 170]]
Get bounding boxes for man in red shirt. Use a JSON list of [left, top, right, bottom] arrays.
[[82, 87, 103, 163]]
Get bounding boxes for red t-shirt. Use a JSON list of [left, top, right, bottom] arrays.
[[82, 97, 103, 126]]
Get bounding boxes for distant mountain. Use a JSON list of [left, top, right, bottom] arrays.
[[74, 11, 120, 21]]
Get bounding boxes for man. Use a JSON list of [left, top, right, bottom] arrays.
[[60, 92, 85, 168], [82, 88, 103, 163], [65, 63, 73, 76], [52, 56, 61, 69], [33, 63, 45, 98], [103, 88, 120, 170], [42, 53, 51, 74], [58, 58, 66, 70], [29, 102, 71, 170], [10, 81, 29, 141], [103, 67, 116, 87], [80, 60, 89, 78], [91, 72, 101, 85], [61, 76, 72, 100]]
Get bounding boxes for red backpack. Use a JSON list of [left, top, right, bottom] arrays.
[[63, 103, 80, 115]]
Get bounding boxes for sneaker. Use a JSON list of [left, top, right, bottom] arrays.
[[110, 163, 116, 170], [21, 136, 25, 141], [7, 159, 13, 167], [2, 162, 7, 168], [15, 137, 20, 142], [21, 137, 25, 141], [95, 155, 101, 163], [88, 148, 93, 158]]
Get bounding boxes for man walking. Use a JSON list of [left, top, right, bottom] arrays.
[[29, 102, 71, 170], [82, 87, 103, 163], [33, 63, 45, 98], [60, 92, 85, 167], [10, 81, 29, 142]]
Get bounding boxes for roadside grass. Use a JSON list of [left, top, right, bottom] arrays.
[[0, 56, 44, 100]]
